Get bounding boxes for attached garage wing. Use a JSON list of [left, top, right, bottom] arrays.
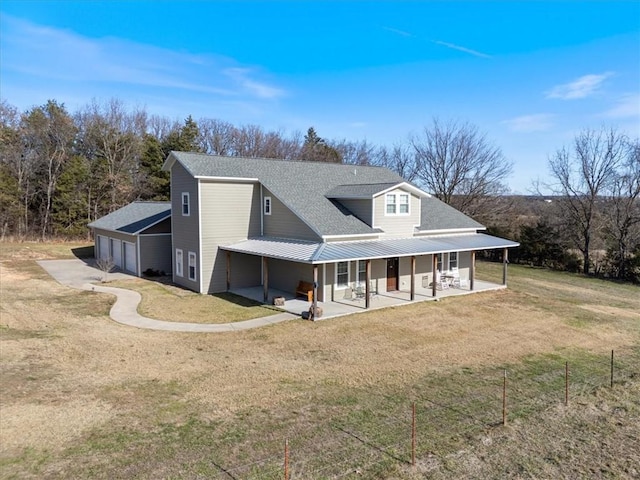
[[124, 241, 137, 274]]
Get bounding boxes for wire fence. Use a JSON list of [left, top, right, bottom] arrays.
[[206, 349, 638, 479]]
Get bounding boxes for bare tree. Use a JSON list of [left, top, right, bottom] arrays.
[[604, 138, 640, 279], [96, 256, 115, 282], [548, 127, 626, 274], [376, 144, 419, 182], [411, 118, 512, 216]]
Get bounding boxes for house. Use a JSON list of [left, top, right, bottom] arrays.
[[149, 152, 518, 311], [88, 201, 172, 276]]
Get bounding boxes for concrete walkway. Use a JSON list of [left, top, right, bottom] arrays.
[[37, 259, 297, 332]]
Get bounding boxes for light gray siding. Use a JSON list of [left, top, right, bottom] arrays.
[[139, 234, 172, 275], [339, 199, 372, 226], [228, 252, 261, 288], [373, 189, 421, 237], [170, 162, 200, 291], [200, 181, 261, 293], [263, 187, 320, 241], [268, 258, 314, 297]]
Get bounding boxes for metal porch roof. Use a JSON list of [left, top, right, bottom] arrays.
[[222, 234, 519, 264]]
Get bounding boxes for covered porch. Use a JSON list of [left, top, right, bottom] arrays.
[[230, 278, 505, 320]]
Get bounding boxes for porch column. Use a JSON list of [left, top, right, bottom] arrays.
[[226, 251, 231, 291], [365, 259, 371, 309], [470, 251, 475, 291], [502, 248, 509, 285], [312, 264, 318, 320], [432, 254, 437, 297], [262, 256, 269, 303], [410, 256, 416, 301]]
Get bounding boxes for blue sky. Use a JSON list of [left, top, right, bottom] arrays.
[[1, 1, 639, 193]]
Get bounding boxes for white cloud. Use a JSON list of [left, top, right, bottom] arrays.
[[382, 26, 415, 38], [545, 72, 614, 100], [223, 68, 285, 99], [0, 14, 285, 101], [502, 114, 556, 132], [431, 40, 491, 59], [603, 94, 640, 119]]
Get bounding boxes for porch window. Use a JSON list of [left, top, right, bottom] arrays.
[[399, 194, 409, 214], [175, 249, 183, 277], [386, 194, 396, 214], [436, 253, 443, 272], [449, 252, 458, 270], [182, 192, 190, 216], [357, 260, 367, 284], [336, 261, 349, 289], [188, 251, 196, 281]]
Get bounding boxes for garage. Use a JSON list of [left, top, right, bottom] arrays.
[[124, 241, 137, 274], [110, 238, 122, 268], [88, 202, 172, 277]]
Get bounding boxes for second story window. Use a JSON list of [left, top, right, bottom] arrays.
[[386, 194, 397, 214], [182, 193, 190, 216], [399, 194, 409, 214], [386, 193, 410, 215], [264, 196, 271, 215]]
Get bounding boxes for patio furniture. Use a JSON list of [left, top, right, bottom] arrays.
[[343, 287, 353, 300], [295, 280, 314, 301], [354, 284, 366, 300]]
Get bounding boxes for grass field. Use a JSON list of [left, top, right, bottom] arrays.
[[1, 241, 639, 479]]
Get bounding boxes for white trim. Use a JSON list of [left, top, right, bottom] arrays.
[[197, 180, 203, 293], [415, 227, 486, 235], [321, 233, 380, 241], [384, 193, 411, 216], [136, 238, 141, 277], [188, 251, 197, 281], [264, 196, 272, 216], [323, 263, 327, 302], [181, 192, 190, 216], [138, 232, 172, 237], [334, 260, 350, 290], [194, 175, 259, 182], [175, 248, 184, 277], [372, 182, 431, 198], [260, 184, 264, 235]]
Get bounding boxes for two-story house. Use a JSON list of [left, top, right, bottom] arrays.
[[90, 152, 518, 312]]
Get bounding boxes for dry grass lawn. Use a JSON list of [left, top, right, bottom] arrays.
[[1, 241, 638, 479]]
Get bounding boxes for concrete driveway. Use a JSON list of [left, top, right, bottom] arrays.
[[37, 259, 296, 332]]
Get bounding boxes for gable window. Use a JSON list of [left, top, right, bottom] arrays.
[[449, 251, 458, 270], [175, 249, 183, 277], [357, 260, 367, 284], [181, 193, 190, 216], [188, 251, 196, 281], [264, 196, 271, 215], [399, 194, 410, 214], [336, 261, 349, 289], [386, 194, 397, 214]]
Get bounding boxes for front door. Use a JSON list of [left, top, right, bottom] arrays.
[[386, 257, 399, 291]]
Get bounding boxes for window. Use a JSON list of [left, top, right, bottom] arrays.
[[386, 193, 410, 215], [449, 252, 458, 270], [264, 196, 271, 215], [386, 194, 396, 214], [399, 194, 409, 214], [436, 253, 443, 272], [357, 260, 367, 284], [188, 251, 196, 281], [336, 261, 349, 289], [181, 193, 190, 216], [175, 249, 183, 277]]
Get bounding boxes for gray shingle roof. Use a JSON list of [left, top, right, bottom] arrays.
[[325, 182, 401, 199], [419, 196, 484, 231], [166, 152, 485, 236], [88, 202, 171, 234]]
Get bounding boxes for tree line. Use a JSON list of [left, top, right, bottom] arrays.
[[1, 98, 638, 282]]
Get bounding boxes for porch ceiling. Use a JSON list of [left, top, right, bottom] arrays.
[[221, 233, 519, 264]]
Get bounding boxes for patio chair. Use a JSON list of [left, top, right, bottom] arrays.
[[435, 271, 449, 290], [343, 286, 353, 300], [369, 280, 378, 300], [354, 284, 366, 300]]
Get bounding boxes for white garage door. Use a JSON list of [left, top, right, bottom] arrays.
[[110, 238, 122, 268], [97, 235, 109, 260], [124, 242, 137, 274]]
